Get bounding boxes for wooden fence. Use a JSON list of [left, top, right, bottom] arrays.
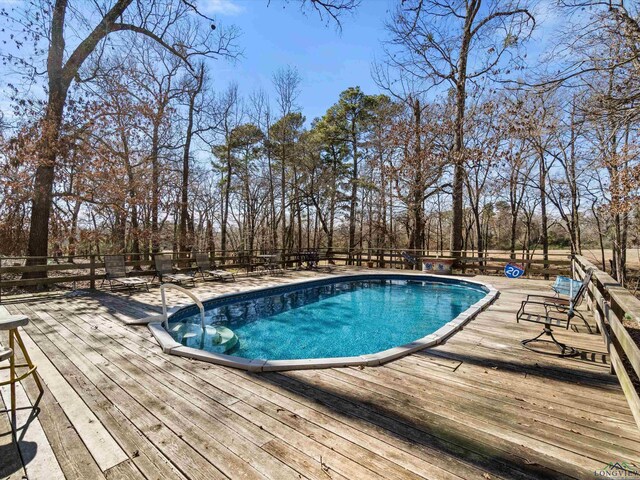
[[574, 255, 640, 431], [0, 250, 298, 300], [329, 249, 571, 277], [0, 248, 572, 301]]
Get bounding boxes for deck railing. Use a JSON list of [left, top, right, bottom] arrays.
[[574, 255, 640, 431], [0, 248, 572, 300]]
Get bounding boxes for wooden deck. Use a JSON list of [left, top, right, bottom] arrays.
[[0, 270, 638, 479]]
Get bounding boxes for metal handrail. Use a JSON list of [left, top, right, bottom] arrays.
[[160, 283, 207, 332]]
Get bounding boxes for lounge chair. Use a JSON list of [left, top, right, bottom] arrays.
[[102, 255, 149, 292], [255, 253, 282, 275], [154, 254, 196, 286], [516, 269, 593, 356], [195, 253, 235, 282], [401, 251, 419, 270]]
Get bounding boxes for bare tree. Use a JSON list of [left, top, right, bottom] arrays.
[[272, 66, 302, 255], [179, 62, 206, 254], [383, 0, 535, 259], [212, 83, 242, 257], [3, 0, 236, 279], [5, 0, 357, 280]]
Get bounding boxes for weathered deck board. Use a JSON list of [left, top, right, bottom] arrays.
[[72, 304, 461, 479], [12, 303, 259, 480], [0, 374, 65, 480], [0, 270, 639, 480], [15, 326, 128, 472], [85, 320, 479, 479], [9, 303, 186, 480], [0, 393, 24, 480], [389, 353, 640, 440], [31, 299, 425, 480], [31, 304, 337, 480], [345, 359, 640, 457]]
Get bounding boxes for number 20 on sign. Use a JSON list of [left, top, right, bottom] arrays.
[[504, 263, 525, 278]]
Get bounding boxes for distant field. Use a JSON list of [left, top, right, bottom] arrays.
[[479, 249, 640, 270], [556, 249, 640, 270]]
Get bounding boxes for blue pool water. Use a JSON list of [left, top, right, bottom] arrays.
[[167, 277, 487, 361]]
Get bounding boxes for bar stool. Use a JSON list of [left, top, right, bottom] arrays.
[[0, 315, 44, 432], [0, 347, 11, 363]]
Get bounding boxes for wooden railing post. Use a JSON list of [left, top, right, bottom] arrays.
[[575, 255, 640, 429], [89, 254, 96, 289]]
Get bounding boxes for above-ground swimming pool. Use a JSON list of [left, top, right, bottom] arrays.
[[150, 273, 498, 371]]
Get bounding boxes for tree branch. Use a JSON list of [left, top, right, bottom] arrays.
[[61, 0, 134, 87]]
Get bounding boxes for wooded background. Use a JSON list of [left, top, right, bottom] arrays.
[[0, 0, 638, 285]]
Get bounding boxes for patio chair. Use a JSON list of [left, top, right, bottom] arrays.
[[552, 274, 587, 301], [154, 254, 196, 287], [401, 251, 418, 269], [102, 255, 149, 292], [516, 269, 593, 356], [532, 269, 593, 326], [270, 253, 282, 274], [195, 252, 235, 282]]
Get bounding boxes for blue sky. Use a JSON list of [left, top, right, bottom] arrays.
[[0, 0, 394, 125], [200, 0, 563, 122], [202, 0, 395, 122], [0, 0, 562, 125]]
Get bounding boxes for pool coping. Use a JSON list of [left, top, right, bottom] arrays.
[[147, 271, 499, 372]]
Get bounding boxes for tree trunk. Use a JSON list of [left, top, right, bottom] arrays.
[[179, 65, 204, 255], [220, 141, 232, 257], [450, 9, 475, 260], [539, 149, 549, 279], [67, 200, 81, 262], [409, 98, 424, 251], [24, 0, 135, 279], [151, 120, 161, 253], [348, 118, 358, 264], [281, 141, 287, 257], [24, 91, 66, 278], [569, 102, 582, 255]]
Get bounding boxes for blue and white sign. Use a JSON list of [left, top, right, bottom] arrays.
[[504, 263, 525, 278]]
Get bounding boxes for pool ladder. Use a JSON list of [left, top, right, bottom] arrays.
[[160, 283, 207, 331]]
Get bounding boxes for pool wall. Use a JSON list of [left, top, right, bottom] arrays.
[[148, 272, 499, 372]]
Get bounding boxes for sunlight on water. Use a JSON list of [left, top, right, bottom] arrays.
[[168, 278, 486, 361]]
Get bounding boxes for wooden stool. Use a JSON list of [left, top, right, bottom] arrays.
[[0, 315, 44, 432], [0, 348, 11, 363]]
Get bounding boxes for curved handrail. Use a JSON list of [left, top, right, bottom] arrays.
[[160, 283, 207, 331]]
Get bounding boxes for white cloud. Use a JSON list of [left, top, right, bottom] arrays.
[[201, 0, 245, 16]]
